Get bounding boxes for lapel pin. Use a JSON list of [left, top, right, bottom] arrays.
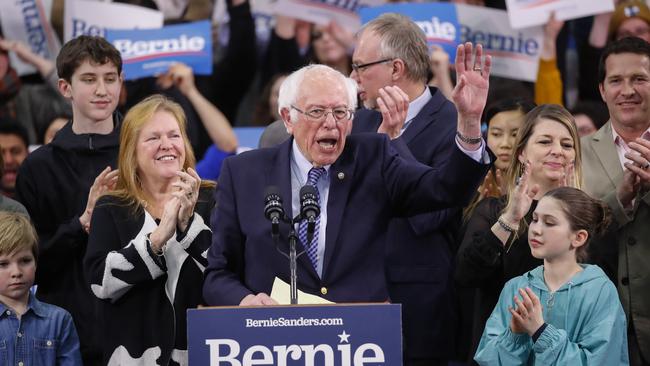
[[337, 172, 345, 180]]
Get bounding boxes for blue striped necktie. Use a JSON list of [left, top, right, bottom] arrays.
[[298, 167, 326, 271]]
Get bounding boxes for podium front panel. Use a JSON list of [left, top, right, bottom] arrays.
[[188, 303, 402, 365]]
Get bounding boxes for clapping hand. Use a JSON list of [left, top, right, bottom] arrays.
[[80, 167, 119, 233], [559, 161, 575, 188], [618, 138, 650, 207], [501, 161, 539, 229], [149, 197, 181, 253], [509, 287, 545, 336], [172, 168, 201, 232]]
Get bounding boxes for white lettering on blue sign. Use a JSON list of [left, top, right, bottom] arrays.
[[415, 17, 456, 43], [113, 35, 205, 60], [205, 337, 385, 365], [72, 18, 105, 38], [461, 25, 539, 57]]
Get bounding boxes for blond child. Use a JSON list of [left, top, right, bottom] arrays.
[[0, 212, 81, 365]]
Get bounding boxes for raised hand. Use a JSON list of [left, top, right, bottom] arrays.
[[543, 12, 564, 44], [451, 42, 491, 122], [376, 85, 410, 139], [172, 168, 201, 232], [80, 167, 119, 233], [157, 63, 196, 96], [502, 161, 539, 226], [0, 37, 55, 78], [478, 168, 504, 200], [326, 20, 355, 52]]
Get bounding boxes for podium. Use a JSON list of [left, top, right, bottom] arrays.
[[188, 303, 402, 365]]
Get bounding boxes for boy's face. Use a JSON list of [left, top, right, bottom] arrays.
[[0, 249, 35, 306], [58, 60, 122, 127]]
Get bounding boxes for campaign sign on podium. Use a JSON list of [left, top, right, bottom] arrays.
[[188, 303, 402, 365]]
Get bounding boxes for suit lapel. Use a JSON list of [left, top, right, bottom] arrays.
[[400, 87, 447, 144], [322, 142, 357, 278], [591, 122, 624, 187]]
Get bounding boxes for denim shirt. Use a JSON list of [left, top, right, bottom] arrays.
[[0, 293, 82, 366]]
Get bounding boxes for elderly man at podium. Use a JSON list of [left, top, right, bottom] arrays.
[[204, 43, 492, 307]]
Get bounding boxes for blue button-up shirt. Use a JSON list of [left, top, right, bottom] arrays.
[[0, 293, 82, 366]]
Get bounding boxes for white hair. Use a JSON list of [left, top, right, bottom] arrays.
[[277, 64, 358, 120]]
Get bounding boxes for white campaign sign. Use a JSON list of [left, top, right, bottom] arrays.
[[457, 4, 544, 82], [505, 0, 615, 29], [0, 0, 60, 76], [63, 0, 164, 42]]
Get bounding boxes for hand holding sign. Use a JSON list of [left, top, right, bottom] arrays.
[[0, 37, 55, 77], [157, 63, 197, 96]]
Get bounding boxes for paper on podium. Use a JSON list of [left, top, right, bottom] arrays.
[[270, 277, 334, 305]]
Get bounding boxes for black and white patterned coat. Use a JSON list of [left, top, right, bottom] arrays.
[[84, 188, 214, 366]]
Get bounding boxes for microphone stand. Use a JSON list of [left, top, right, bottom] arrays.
[[274, 214, 306, 305], [287, 226, 299, 305]]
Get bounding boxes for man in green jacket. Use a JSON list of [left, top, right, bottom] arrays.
[[582, 36, 650, 366]]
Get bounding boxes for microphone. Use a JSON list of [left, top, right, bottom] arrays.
[[264, 186, 284, 236], [300, 185, 320, 244]]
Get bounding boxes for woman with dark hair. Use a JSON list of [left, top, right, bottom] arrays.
[[456, 104, 582, 359], [479, 98, 537, 200], [84, 95, 215, 365]]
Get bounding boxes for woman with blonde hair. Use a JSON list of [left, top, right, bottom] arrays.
[[84, 95, 215, 366], [455, 104, 582, 360]]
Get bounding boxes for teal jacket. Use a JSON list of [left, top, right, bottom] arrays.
[[475, 264, 629, 365]]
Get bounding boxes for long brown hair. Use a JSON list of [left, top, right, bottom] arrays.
[[108, 94, 214, 211]]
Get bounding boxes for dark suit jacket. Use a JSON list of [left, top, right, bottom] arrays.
[[203, 133, 489, 306], [353, 87, 461, 360]]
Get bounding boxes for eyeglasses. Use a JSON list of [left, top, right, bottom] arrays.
[[291, 105, 353, 122], [351, 58, 394, 73]]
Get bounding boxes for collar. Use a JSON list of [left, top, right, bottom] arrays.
[[403, 86, 431, 129], [0, 292, 47, 318], [291, 140, 331, 179], [611, 124, 650, 147], [51, 112, 122, 152]]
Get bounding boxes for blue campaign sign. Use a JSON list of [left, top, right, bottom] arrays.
[[358, 3, 460, 60], [105, 21, 212, 81], [188, 304, 402, 365]]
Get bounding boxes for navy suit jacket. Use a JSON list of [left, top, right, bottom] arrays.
[[353, 87, 462, 360], [203, 132, 489, 306]]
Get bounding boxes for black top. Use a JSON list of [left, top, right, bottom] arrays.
[[84, 188, 214, 366], [15, 113, 122, 364]]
